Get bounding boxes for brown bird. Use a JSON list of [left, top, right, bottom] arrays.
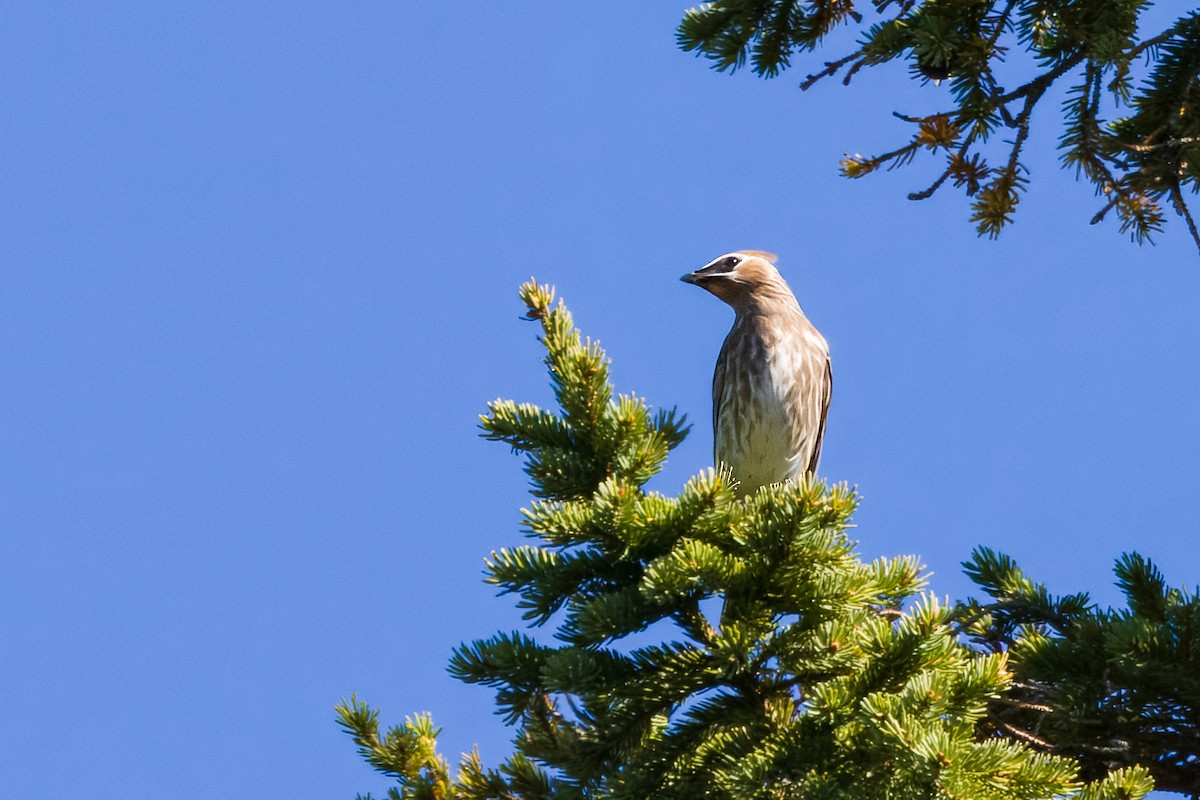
[[681, 251, 831, 494]]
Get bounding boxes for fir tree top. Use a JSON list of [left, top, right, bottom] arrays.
[[338, 280, 1158, 800]]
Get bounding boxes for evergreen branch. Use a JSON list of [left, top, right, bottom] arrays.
[[344, 284, 1186, 799], [335, 697, 454, 795], [678, 2, 1200, 246], [965, 548, 1200, 795], [908, 130, 981, 200], [983, 0, 1017, 54], [673, 597, 719, 646], [991, 51, 1087, 107], [1127, 16, 1195, 62], [482, 401, 575, 453]]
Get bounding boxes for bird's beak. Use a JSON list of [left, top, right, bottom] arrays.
[[680, 271, 701, 285]]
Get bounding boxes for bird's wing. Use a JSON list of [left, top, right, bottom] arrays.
[[712, 339, 727, 444], [805, 355, 833, 475]]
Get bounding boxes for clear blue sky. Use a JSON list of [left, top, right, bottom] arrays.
[[3, 3, 1196, 797]]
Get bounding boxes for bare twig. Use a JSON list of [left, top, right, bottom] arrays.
[[802, 48, 867, 91], [908, 169, 953, 201], [842, 57, 869, 86], [992, 696, 1055, 714], [1090, 197, 1118, 225], [1170, 182, 1200, 255], [1002, 85, 1041, 177], [875, 606, 904, 621], [1120, 135, 1200, 153], [989, 713, 1056, 749], [893, 110, 952, 124]]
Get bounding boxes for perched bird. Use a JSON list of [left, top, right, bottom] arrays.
[[681, 251, 832, 494]]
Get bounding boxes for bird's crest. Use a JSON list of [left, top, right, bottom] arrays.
[[738, 250, 778, 264]]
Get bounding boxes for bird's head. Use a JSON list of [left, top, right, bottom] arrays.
[[681, 250, 792, 308]]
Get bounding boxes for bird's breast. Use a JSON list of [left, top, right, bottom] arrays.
[[714, 312, 828, 492]]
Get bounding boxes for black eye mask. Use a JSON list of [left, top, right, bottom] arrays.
[[697, 255, 742, 276]]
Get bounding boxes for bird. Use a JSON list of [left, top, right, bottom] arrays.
[[681, 251, 832, 495]]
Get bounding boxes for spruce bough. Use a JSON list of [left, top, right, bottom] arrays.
[[676, 3, 1200, 252], [338, 281, 1161, 799]]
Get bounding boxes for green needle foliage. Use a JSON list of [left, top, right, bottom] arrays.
[[958, 547, 1200, 795], [676, 2, 1200, 252], [337, 281, 1156, 799]]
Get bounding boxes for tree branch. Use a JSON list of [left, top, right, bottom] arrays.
[[801, 48, 867, 91], [1170, 181, 1200, 255]]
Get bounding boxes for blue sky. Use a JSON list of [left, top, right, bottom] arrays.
[[3, 3, 1196, 797]]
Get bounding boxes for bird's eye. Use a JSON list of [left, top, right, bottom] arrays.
[[695, 254, 743, 277]]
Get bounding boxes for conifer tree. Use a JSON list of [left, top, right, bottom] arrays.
[[338, 281, 1158, 799], [675, 2, 1200, 252], [958, 547, 1200, 795]]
